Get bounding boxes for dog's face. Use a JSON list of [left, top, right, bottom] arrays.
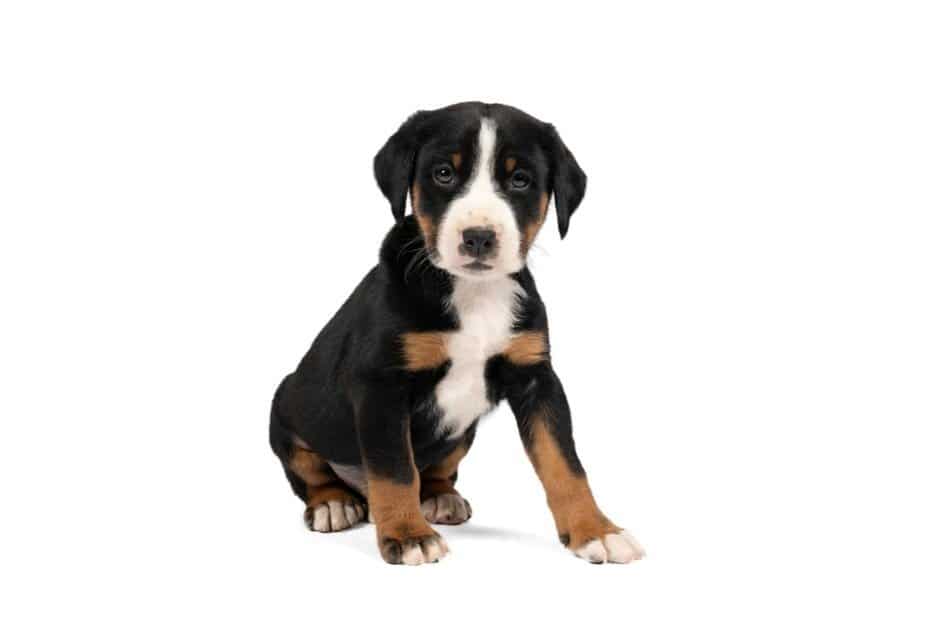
[[374, 102, 586, 279]]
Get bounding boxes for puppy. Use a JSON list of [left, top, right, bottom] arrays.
[[270, 102, 644, 565]]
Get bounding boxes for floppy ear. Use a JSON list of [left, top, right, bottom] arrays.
[[546, 124, 587, 238], [373, 111, 427, 222]]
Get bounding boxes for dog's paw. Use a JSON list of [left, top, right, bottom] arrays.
[[421, 493, 472, 525], [573, 531, 645, 564], [304, 500, 367, 533], [379, 530, 449, 565]]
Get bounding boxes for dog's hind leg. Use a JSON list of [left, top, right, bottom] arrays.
[[270, 407, 366, 533], [288, 443, 367, 532]]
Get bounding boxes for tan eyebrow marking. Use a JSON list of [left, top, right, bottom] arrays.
[[505, 157, 517, 173], [451, 153, 462, 170]]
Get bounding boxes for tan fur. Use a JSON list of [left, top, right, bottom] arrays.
[[503, 330, 548, 365], [505, 157, 517, 173], [290, 448, 337, 488], [526, 417, 620, 549], [365, 426, 441, 562], [520, 191, 549, 256], [420, 442, 470, 500], [400, 332, 448, 370], [451, 152, 462, 170], [289, 446, 362, 508], [367, 477, 434, 536], [411, 182, 437, 250]]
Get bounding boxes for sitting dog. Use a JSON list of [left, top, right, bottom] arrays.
[[270, 102, 644, 565]]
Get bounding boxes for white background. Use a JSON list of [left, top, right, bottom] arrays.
[[2, 1, 924, 615]]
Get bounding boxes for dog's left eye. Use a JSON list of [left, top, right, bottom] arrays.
[[433, 164, 456, 185], [510, 170, 531, 190]]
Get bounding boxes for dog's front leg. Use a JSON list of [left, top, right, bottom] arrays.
[[508, 366, 645, 564], [356, 396, 449, 565]]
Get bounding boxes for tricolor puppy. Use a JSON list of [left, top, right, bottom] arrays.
[[270, 102, 644, 565]]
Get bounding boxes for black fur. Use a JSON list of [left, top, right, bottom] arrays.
[[270, 102, 589, 499], [546, 126, 587, 238]]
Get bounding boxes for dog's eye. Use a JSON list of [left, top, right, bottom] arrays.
[[510, 169, 531, 190], [433, 163, 455, 185]]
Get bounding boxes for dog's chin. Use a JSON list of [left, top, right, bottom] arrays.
[[430, 255, 522, 280]]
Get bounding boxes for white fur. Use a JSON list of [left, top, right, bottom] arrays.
[[575, 538, 608, 563], [574, 531, 646, 564], [307, 500, 366, 533], [435, 276, 523, 438], [402, 535, 449, 565], [434, 119, 523, 280], [421, 493, 471, 524]]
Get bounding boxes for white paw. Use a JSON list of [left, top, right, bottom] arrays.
[[574, 531, 645, 564], [305, 500, 366, 532], [403, 536, 450, 565], [421, 494, 472, 524], [380, 534, 450, 565]]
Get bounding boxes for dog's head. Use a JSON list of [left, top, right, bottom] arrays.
[[374, 102, 586, 279]]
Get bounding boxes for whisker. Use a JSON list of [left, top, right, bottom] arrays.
[[397, 235, 423, 258], [404, 247, 429, 283]]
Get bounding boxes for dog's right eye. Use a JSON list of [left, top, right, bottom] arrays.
[[432, 164, 455, 185]]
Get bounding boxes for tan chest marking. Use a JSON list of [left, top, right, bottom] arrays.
[[503, 330, 548, 365], [401, 328, 547, 372], [400, 332, 449, 370]]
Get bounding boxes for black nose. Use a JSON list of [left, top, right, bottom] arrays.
[[461, 227, 497, 259]]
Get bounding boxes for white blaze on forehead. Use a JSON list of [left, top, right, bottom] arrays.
[[434, 118, 523, 278], [468, 120, 499, 205]]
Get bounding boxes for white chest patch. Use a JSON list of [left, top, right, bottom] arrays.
[[435, 277, 523, 438]]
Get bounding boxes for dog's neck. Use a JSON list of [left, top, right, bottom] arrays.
[[445, 275, 522, 314]]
